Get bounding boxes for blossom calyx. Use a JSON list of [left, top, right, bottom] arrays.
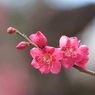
[[16, 41, 31, 50], [7, 27, 16, 34], [29, 31, 47, 48]]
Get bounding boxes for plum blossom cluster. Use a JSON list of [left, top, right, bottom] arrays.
[[29, 32, 89, 74], [29, 31, 63, 74], [7, 27, 89, 74]]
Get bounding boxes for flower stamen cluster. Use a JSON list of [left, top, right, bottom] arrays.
[[38, 53, 53, 64]]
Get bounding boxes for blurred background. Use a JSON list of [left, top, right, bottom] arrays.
[[0, 0, 95, 95]]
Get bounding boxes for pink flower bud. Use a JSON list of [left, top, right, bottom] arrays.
[[7, 27, 16, 34], [29, 31, 47, 48], [16, 41, 31, 50]]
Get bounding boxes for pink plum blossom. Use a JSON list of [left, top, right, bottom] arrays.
[[30, 46, 62, 74], [29, 31, 47, 48], [59, 36, 89, 69], [16, 41, 31, 50]]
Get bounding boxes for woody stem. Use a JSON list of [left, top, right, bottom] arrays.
[[73, 65, 95, 76]]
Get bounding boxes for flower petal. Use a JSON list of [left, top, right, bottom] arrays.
[[79, 45, 89, 55], [45, 46, 55, 54], [50, 61, 61, 74], [70, 37, 79, 48], [31, 59, 40, 69], [30, 48, 43, 58], [59, 36, 69, 48], [29, 31, 47, 48], [29, 34, 35, 41], [16, 41, 30, 50], [52, 48, 63, 60], [73, 50, 83, 62], [76, 64, 86, 69], [61, 58, 74, 69], [77, 55, 89, 65], [39, 65, 50, 74]]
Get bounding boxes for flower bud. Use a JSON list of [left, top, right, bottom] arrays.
[[16, 41, 31, 50], [29, 31, 47, 48], [7, 27, 16, 34]]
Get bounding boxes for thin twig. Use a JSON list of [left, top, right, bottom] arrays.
[[16, 30, 38, 48], [73, 65, 95, 76]]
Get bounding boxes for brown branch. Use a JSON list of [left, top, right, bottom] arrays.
[[73, 65, 95, 76]]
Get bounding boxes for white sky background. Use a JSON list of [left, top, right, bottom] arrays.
[[0, 0, 95, 9]]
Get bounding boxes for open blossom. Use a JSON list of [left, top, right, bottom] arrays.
[[29, 31, 47, 48], [16, 41, 31, 50], [59, 36, 89, 69], [30, 46, 62, 74]]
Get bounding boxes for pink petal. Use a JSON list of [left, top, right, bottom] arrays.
[[30, 48, 43, 58], [31, 59, 40, 69], [29, 34, 35, 41], [45, 46, 55, 54], [76, 64, 86, 69], [82, 55, 89, 64], [45, 46, 62, 60], [16, 41, 29, 50], [77, 55, 89, 65], [76, 55, 89, 69], [50, 61, 61, 74], [70, 37, 79, 48], [29, 31, 47, 48], [61, 58, 74, 69], [52, 48, 63, 60], [59, 36, 69, 48], [79, 45, 89, 55], [73, 50, 83, 62], [39, 65, 50, 74]]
